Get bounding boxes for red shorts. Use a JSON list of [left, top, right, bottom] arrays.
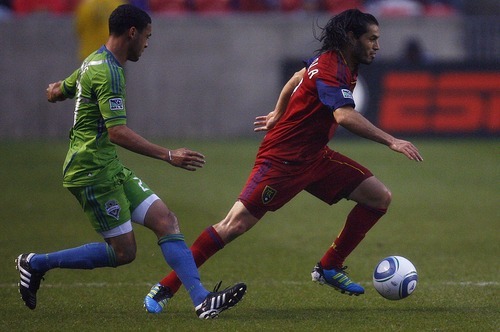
[[238, 147, 373, 219]]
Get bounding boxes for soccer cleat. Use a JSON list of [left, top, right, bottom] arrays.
[[311, 262, 364, 296], [16, 253, 45, 309], [195, 281, 247, 319], [144, 283, 173, 314]]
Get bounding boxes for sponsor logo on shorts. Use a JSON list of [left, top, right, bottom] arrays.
[[109, 98, 124, 111], [341, 89, 353, 99], [262, 185, 277, 204], [105, 200, 121, 220]]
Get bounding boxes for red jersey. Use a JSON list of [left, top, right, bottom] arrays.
[[257, 50, 357, 163]]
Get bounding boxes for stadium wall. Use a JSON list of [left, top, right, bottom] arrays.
[[1, 13, 496, 140]]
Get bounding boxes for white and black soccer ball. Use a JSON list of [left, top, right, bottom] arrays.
[[373, 256, 418, 300]]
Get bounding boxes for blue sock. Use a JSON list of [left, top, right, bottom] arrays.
[[158, 234, 209, 306], [30, 243, 117, 273]]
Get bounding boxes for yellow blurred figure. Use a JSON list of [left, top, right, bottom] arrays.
[[75, 0, 126, 61]]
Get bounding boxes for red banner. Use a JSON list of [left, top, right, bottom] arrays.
[[378, 71, 499, 135]]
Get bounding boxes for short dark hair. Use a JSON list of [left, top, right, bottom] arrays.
[[108, 4, 151, 36], [315, 9, 379, 53]]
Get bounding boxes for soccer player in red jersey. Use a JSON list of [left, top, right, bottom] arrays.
[[144, 8, 423, 313]]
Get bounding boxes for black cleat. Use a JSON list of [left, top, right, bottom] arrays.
[[195, 281, 247, 319], [16, 253, 45, 310]]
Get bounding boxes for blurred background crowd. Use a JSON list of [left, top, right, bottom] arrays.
[[0, 0, 497, 140], [1, 0, 484, 18]]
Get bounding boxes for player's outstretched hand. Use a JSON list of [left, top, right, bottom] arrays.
[[168, 148, 206, 171], [254, 110, 280, 132], [46, 81, 67, 103], [389, 139, 423, 162]]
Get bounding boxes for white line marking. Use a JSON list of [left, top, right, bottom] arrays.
[[3, 281, 500, 288]]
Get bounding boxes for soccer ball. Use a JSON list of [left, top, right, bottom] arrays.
[[372, 256, 418, 300]]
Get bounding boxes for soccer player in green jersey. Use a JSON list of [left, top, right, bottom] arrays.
[[15, 4, 246, 319]]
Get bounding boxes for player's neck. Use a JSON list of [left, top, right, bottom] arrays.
[[339, 49, 358, 74], [105, 37, 128, 66]]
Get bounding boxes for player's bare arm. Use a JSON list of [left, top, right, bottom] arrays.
[[46, 81, 67, 103], [108, 125, 206, 171], [254, 68, 306, 132], [334, 106, 423, 162]]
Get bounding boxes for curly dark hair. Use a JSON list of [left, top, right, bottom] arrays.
[[315, 9, 378, 54], [108, 4, 152, 36]]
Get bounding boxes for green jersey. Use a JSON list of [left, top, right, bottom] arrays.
[[60, 46, 127, 187]]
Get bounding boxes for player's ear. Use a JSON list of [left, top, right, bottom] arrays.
[[128, 27, 137, 40]]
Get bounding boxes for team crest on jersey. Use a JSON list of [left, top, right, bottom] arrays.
[[105, 200, 121, 220], [109, 98, 124, 111], [262, 185, 277, 205], [341, 89, 353, 99]]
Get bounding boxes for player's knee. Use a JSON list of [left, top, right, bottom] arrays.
[[369, 179, 392, 210], [147, 209, 180, 238], [216, 218, 251, 243], [365, 186, 392, 210], [160, 210, 180, 235], [378, 188, 392, 210], [215, 203, 259, 243], [166, 210, 178, 226], [114, 247, 137, 266], [229, 221, 247, 236]]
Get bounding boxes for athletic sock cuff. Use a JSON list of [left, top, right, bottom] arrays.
[[158, 233, 185, 245], [359, 203, 387, 216], [106, 243, 118, 267], [206, 226, 225, 249]]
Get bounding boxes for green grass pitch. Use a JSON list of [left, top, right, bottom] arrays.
[[0, 138, 498, 331]]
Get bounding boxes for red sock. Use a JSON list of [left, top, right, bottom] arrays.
[[159, 226, 225, 293], [320, 204, 386, 270]]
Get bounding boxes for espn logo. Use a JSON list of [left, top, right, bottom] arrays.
[[379, 72, 499, 134]]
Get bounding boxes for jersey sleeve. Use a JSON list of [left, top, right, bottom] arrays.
[[61, 69, 79, 99], [316, 79, 355, 110], [92, 65, 127, 128], [314, 54, 355, 111]]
